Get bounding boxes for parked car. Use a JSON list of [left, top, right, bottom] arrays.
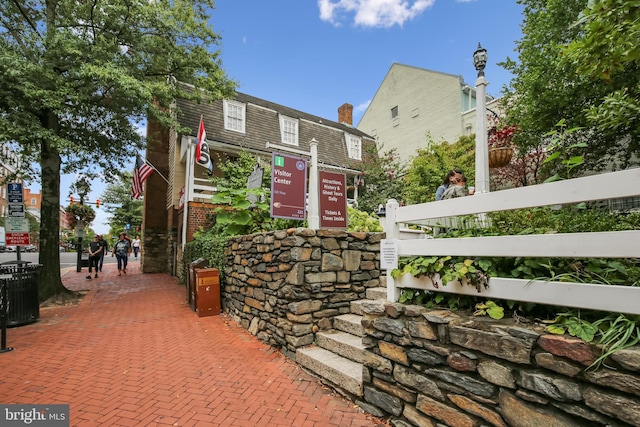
[[24, 244, 37, 252], [59, 245, 67, 252], [3, 246, 17, 252]]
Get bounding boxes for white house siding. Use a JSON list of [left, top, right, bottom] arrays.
[[357, 64, 476, 165]]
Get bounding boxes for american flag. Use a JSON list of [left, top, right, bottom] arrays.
[[131, 155, 153, 199]]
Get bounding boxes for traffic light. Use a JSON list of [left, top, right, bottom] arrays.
[[96, 199, 100, 208], [70, 196, 75, 204]]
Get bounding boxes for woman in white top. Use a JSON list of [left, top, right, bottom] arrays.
[[132, 236, 141, 259]]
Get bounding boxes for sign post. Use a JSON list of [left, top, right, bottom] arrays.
[[6, 183, 28, 257], [319, 171, 347, 229], [270, 153, 307, 220]]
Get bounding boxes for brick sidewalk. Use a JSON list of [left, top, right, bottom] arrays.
[[0, 263, 385, 427]]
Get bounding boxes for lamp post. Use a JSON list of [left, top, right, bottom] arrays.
[[473, 43, 490, 194]]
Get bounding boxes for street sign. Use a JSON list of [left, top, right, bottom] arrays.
[[270, 153, 307, 220], [6, 232, 30, 246], [7, 182, 23, 203], [6, 218, 29, 232], [8, 204, 25, 218], [319, 171, 348, 229]]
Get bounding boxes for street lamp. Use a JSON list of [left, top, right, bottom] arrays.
[[473, 43, 490, 194]]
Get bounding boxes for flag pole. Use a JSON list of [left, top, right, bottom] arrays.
[[144, 158, 169, 183]]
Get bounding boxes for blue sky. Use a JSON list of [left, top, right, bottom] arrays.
[[213, 0, 524, 124], [54, 0, 525, 235]]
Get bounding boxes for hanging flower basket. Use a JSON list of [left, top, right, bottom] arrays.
[[65, 204, 96, 229], [488, 147, 514, 168]]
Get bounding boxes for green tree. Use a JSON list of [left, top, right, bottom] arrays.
[[100, 172, 143, 236], [0, 0, 235, 300], [352, 142, 406, 214], [500, 0, 639, 171], [563, 0, 640, 150], [404, 135, 475, 204]]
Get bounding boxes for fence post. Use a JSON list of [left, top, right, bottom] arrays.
[[385, 199, 400, 302]]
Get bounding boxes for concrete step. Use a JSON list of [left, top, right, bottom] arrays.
[[296, 346, 363, 397], [366, 287, 387, 300], [335, 313, 364, 337], [316, 330, 366, 364]]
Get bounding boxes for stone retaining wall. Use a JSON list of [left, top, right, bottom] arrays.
[[359, 302, 640, 427], [221, 228, 640, 426], [222, 228, 383, 358]]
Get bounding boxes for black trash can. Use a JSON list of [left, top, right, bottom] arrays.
[[0, 260, 41, 327]]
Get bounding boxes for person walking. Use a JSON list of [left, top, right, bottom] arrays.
[[132, 235, 141, 259], [86, 235, 102, 279], [112, 233, 132, 276], [97, 234, 109, 272]]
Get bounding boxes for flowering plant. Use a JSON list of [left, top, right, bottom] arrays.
[[65, 203, 96, 229], [488, 123, 519, 149]]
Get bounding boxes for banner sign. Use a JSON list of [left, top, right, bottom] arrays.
[[319, 171, 347, 229], [271, 153, 307, 220]]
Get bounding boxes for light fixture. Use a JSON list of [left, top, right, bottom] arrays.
[[473, 43, 488, 77]]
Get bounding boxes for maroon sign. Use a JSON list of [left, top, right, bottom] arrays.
[[271, 153, 307, 220], [319, 171, 347, 229]]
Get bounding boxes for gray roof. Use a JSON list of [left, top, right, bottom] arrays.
[[175, 91, 374, 170]]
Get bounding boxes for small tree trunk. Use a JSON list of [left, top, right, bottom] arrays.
[[38, 110, 73, 302]]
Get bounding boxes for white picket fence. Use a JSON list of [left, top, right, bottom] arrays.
[[382, 168, 640, 315]]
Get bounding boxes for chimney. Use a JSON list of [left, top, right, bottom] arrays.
[[338, 103, 353, 126]]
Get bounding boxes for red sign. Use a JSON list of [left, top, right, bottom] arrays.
[[6, 232, 30, 245], [319, 171, 347, 229], [271, 153, 307, 220]]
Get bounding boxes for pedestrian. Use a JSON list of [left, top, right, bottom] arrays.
[[112, 232, 132, 276], [435, 169, 463, 201], [86, 235, 102, 279], [442, 174, 470, 199], [132, 235, 141, 259], [97, 234, 109, 272]]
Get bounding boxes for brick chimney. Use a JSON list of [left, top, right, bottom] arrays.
[[338, 103, 353, 126]]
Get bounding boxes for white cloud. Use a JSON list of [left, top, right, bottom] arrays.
[[318, 0, 435, 28], [354, 99, 371, 114]]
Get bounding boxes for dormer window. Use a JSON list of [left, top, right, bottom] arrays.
[[223, 99, 246, 133], [279, 115, 298, 146], [345, 133, 361, 160]]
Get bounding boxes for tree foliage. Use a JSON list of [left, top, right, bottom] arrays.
[[403, 135, 475, 204], [351, 142, 406, 213], [100, 172, 143, 236], [0, 0, 235, 299], [563, 0, 640, 149], [500, 0, 640, 172]]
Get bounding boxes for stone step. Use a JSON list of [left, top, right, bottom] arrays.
[[366, 287, 387, 300], [316, 330, 366, 364], [350, 299, 368, 316], [335, 313, 364, 337], [296, 346, 363, 397]]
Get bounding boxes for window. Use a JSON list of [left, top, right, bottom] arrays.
[[223, 100, 246, 133], [279, 115, 298, 146], [411, 108, 420, 118], [391, 106, 398, 118], [31, 198, 36, 205], [346, 133, 362, 160]]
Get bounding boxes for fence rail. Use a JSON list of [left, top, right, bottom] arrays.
[[383, 168, 640, 315]]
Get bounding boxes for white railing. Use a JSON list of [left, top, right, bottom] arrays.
[[383, 168, 640, 315], [189, 177, 216, 203]]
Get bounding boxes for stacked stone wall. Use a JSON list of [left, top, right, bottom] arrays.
[[221, 228, 640, 426], [222, 228, 383, 358], [359, 303, 640, 427]]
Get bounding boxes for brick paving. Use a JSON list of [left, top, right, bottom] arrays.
[[0, 262, 386, 427]]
